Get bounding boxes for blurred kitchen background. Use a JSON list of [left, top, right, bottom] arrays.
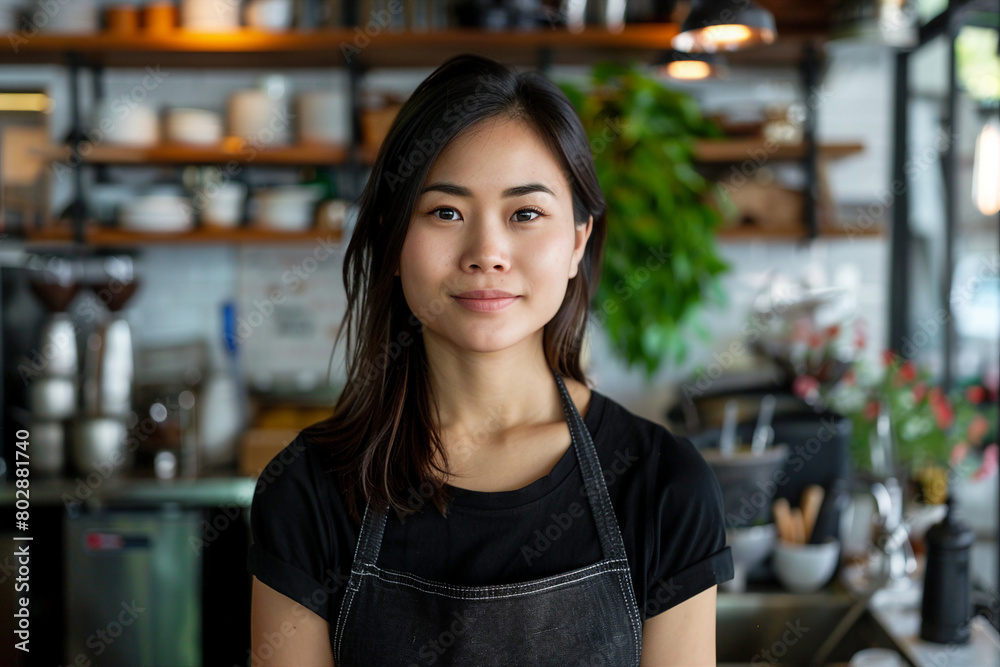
[[0, 0, 997, 665]]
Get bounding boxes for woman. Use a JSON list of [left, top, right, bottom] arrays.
[[248, 53, 733, 666]]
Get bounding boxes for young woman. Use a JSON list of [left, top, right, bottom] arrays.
[[248, 53, 733, 666]]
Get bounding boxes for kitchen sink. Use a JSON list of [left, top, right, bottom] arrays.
[[717, 591, 916, 667]]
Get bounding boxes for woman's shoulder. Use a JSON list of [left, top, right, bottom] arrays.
[[592, 391, 701, 458], [590, 390, 716, 494], [251, 428, 345, 516]]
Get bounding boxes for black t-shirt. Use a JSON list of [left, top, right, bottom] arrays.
[[247, 389, 734, 624]]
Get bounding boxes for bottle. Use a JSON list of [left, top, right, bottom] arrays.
[[920, 494, 974, 644]]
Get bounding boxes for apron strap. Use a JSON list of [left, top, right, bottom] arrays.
[[552, 369, 629, 562]]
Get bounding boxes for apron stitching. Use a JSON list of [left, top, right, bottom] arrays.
[[556, 373, 642, 664], [358, 566, 633, 599], [364, 558, 630, 593], [615, 570, 642, 664], [335, 502, 373, 664]]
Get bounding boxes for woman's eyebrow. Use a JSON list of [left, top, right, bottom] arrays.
[[418, 182, 555, 199]]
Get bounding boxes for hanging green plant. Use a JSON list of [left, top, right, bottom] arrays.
[[559, 61, 731, 379]]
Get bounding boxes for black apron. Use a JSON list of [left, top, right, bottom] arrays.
[[332, 368, 643, 666]]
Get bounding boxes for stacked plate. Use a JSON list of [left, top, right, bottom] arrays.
[[119, 188, 194, 232], [91, 101, 159, 146], [180, 0, 239, 31], [164, 108, 224, 145]]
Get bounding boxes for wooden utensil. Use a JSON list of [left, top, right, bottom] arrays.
[[772, 497, 793, 543], [801, 484, 826, 543], [789, 507, 805, 544]]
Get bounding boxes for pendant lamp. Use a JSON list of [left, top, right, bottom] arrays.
[[671, 0, 777, 53]]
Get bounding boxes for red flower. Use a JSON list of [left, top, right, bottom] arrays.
[[899, 361, 916, 383], [967, 415, 990, 445], [882, 350, 897, 366], [932, 400, 954, 430], [826, 324, 841, 339], [855, 336, 867, 350], [863, 400, 881, 421], [966, 385, 986, 405], [912, 382, 927, 403]]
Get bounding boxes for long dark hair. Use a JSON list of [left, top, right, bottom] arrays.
[[302, 53, 608, 527]]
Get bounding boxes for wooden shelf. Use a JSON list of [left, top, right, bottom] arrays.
[[38, 140, 351, 166], [694, 140, 865, 163], [24, 223, 344, 246], [1, 25, 685, 68]]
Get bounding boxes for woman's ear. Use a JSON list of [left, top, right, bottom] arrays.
[[570, 215, 594, 279]]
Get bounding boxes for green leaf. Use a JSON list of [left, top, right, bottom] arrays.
[[569, 61, 732, 376]]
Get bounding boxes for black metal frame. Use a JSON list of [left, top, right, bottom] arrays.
[[888, 0, 995, 391]]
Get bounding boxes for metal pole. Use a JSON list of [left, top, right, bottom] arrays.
[[800, 41, 819, 240], [888, 50, 911, 355], [940, 16, 959, 392]]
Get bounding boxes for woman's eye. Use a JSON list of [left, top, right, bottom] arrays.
[[513, 207, 543, 222], [430, 207, 460, 221]]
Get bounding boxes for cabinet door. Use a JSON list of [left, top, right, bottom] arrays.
[[65, 509, 202, 667]]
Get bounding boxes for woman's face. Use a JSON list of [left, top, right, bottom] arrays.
[[397, 116, 593, 354]]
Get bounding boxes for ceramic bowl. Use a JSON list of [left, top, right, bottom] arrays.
[[773, 538, 840, 593]]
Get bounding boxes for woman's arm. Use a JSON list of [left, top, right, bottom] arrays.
[[251, 576, 336, 667], [639, 584, 717, 666]]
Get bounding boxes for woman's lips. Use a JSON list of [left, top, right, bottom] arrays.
[[451, 295, 520, 312]]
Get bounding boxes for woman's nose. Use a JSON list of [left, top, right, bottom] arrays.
[[461, 220, 511, 272]]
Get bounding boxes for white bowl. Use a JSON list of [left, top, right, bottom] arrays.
[[120, 194, 194, 232], [773, 538, 841, 593], [195, 182, 246, 228], [251, 184, 324, 231], [92, 102, 159, 147], [165, 108, 223, 145], [724, 523, 776, 592]]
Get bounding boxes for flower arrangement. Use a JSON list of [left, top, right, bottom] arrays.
[[794, 347, 998, 504]]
